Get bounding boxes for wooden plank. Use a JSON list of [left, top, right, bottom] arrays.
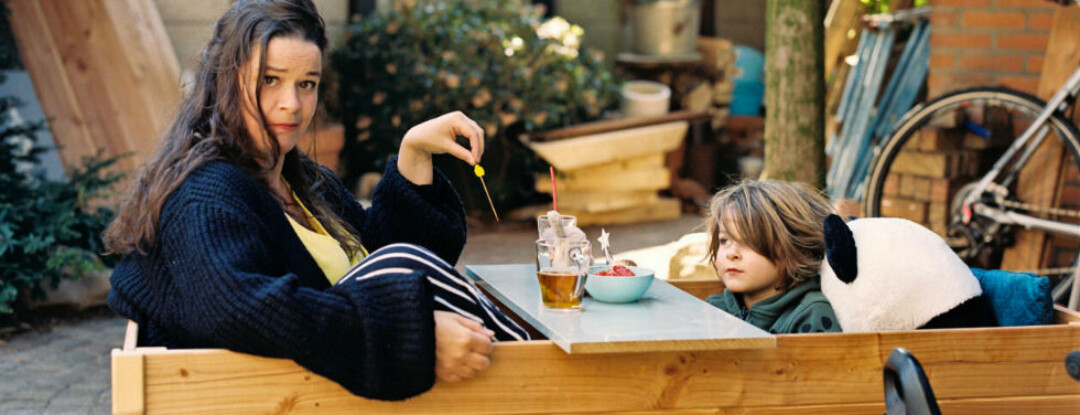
[[124, 321, 139, 352], [526, 111, 709, 142], [1054, 305, 1080, 324], [1002, 6, 1080, 272], [8, 0, 181, 174], [556, 190, 659, 213], [536, 167, 671, 193], [566, 197, 682, 226], [565, 154, 665, 177], [527, 122, 688, 171], [127, 323, 1079, 414], [6, 0, 97, 174], [824, 0, 866, 81], [111, 349, 145, 415]]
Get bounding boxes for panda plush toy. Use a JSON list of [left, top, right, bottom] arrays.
[[819, 214, 998, 332]]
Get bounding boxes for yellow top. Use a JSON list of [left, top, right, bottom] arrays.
[[283, 182, 366, 285]]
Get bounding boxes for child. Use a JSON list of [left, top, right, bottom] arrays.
[[704, 180, 842, 334]]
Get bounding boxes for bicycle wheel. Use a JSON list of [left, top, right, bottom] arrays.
[[864, 86, 1080, 282]]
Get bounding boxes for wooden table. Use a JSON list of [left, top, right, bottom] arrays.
[[465, 264, 774, 354]]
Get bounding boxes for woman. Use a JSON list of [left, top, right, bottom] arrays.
[[103, 0, 526, 401]]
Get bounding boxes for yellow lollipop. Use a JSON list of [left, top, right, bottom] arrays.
[[474, 164, 499, 222]]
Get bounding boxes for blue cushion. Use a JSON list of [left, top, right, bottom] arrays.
[[970, 268, 1053, 326]]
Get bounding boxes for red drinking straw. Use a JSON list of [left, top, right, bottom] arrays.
[[549, 166, 558, 211]]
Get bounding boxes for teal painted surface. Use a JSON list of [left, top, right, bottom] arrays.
[[466, 264, 774, 354]]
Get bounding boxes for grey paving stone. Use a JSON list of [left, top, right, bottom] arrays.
[[42, 404, 91, 415]]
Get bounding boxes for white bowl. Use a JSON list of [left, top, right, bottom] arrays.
[[586, 266, 655, 303]]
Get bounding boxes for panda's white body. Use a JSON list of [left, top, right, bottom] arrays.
[[819, 217, 983, 332]]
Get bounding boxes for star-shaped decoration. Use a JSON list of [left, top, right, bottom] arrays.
[[597, 228, 615, 265]]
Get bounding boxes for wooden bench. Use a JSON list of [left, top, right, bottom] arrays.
[[111, 279, 1080, 414]]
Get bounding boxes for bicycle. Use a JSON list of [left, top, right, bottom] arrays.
[[861, 0, 1080, 307]]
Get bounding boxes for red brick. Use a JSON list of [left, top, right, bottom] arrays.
[[1027, 56, 1045, 72], [930, 33, 992, 49], [961, 11, 1026, 29], [936, 0, 991, 6], [884, 173, 901, 197], [1029, 12, 1054, 30], [961, 54, 1024, 72], [881, 197, 928, 223], [930, 53, 956, 70], [900, 175, 933, 200], [929, 178, 954, 203], [995, 75, 1040, 94], [917, 128, 961, 151], [997, 33, 1049, 50], [994, 0, 1055, 8], [928, 74, 992, 97], [931, 10, 959, 27], [927, 202, 949, 233]]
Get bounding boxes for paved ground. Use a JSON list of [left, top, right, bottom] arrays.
[[0, 214, 703, 414]]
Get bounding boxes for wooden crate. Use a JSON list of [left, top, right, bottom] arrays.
[[526, 122, 688, 224], [112, 279, 1080, 415]]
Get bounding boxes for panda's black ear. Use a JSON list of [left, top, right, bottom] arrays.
[[824, 214, 858, 284]]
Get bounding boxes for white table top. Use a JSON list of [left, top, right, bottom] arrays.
[[465, 264, 775, 354]]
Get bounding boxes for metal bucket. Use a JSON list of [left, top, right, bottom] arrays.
[[630, 0, 701, 55]]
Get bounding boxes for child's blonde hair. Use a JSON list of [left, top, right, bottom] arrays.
[[706, 180, 835, 290]]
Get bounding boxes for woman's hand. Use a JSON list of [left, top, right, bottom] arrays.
[[433, 310, 495, 383], [398, 111, 485, 185]]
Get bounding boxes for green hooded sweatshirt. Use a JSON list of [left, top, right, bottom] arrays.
[[706, 278, 841, 334]]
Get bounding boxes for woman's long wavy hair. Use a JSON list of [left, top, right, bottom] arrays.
[[104, 0, 361, 258], [705, 180, 835, 291]]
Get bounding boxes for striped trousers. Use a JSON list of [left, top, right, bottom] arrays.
[[338, 243, 530, 341]]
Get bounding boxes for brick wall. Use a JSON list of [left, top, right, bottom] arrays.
[[928, 0, 1058, 98]]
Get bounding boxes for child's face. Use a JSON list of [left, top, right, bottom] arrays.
[[714, 222, 783, 308]]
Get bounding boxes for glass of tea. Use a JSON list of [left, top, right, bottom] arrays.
[[535, 239, 592, 311]]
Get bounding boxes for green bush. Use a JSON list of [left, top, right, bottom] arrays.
[[0, 74, 123, 314], [331, 0, 621, 212]]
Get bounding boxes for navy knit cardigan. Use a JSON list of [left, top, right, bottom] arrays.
[[108, 156, 467, 400]]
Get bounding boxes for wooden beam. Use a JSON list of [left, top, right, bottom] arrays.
[[111, 349, 145, 415], [525, 111, 709, 143], [526, 122, 687, 171], [7, 0, 181, 175], [1001, 6, 1080, 273], [122, 323, 1078, 414]]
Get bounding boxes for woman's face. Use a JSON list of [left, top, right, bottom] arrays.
[[240, 36, 322, 160]]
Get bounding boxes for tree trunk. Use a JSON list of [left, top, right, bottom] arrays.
[[764, 0, 825, 187]]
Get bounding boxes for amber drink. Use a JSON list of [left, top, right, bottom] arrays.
[[537, 268, 586, 309], [535, 239, 592, 311]]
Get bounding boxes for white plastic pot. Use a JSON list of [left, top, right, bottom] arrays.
[[620, 80, 671, 118]]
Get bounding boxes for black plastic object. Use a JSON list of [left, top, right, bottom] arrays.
[[883, 347, 942, 415], [1066, 350, 1080, 381]]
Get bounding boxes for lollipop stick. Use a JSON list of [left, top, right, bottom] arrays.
[[474, 164, 499, 222]]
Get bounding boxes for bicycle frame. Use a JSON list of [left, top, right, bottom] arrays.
[[961, 62, 1080, 239]]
